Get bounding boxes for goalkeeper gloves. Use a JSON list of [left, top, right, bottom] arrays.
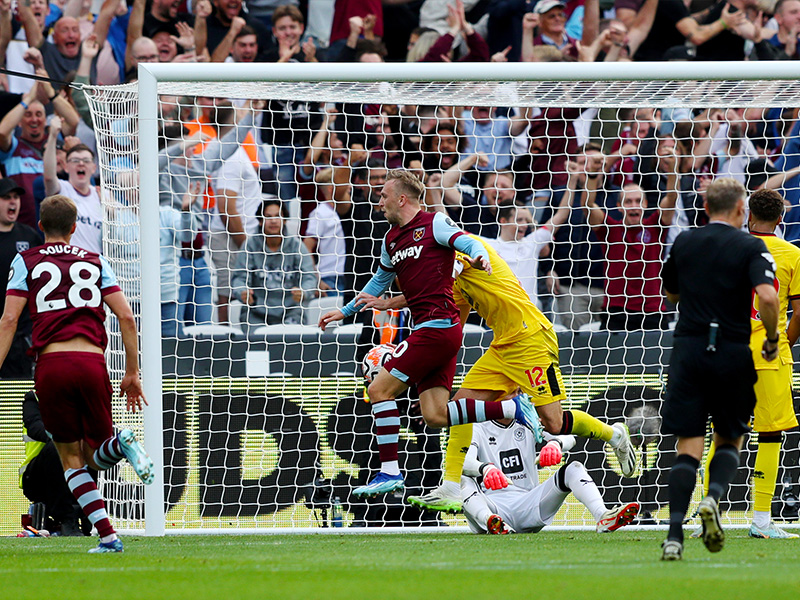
[[480, 463, 511, 490], [538, 440, 563, 467]]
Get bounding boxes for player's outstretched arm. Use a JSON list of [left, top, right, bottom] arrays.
[[354, 292, 407, 311], [319, 309, 345, 331], [0, 296, 25, 370], [465, 254, 491, 274], [330, 266, 397, 330], [104, 291, 147, 411], [434, 214, 492, 275]]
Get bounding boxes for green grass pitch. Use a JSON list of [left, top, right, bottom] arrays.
[[1, 530, 799, 600]]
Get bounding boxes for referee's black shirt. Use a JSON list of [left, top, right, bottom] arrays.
[[662, 222, 776, 343]]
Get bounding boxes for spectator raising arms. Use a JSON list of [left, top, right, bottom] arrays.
[[0, 77, 79, 230], [44, 117, 103, 255], [420, 0, 489, 62], [582, 144, 679, 331]]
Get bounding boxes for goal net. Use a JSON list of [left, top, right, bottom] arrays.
[[81, 62, 800, 534]]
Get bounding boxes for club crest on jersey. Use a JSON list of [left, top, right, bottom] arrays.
[[514, 429, 526, 441], [413, 227, 425, 241], [15, 241, 30, 253]]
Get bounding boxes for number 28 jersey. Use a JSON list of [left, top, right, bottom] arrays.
[[6, 243, 121, 353]]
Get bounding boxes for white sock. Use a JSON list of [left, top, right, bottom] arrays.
[[500, 400, 516, 420], [462, 488, 493, 528], [440, 480, 460, 497], [382, 460, 400, 476], [563, 462, 607, 521], [609, 425, 624, 448], [752, 510, 770, 529], [100, 533, 118, 544]]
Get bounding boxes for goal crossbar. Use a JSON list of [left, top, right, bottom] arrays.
[[125, 62, 800, 535]]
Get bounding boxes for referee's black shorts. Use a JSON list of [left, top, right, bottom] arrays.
[[661, 335, 757, 439]]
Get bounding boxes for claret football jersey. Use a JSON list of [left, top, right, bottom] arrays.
[[7, 242, 121, 353]]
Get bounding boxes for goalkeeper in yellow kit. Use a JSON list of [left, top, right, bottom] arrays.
[[356, 235, 638, 512]]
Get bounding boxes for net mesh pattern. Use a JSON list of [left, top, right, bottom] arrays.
[[81, 76, 800, 532]]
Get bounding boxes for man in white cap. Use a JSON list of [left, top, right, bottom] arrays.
[[523, 0, 578, 59]]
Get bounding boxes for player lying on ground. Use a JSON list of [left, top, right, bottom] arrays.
[[356, 234, 637, 511], [319, 171, 544, 499], [461, 416, 640, 534], [0, 194, 154, 553]]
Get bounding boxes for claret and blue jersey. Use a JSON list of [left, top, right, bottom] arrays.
[[6, 243, 121, 354], [341, 211, 488, 329]]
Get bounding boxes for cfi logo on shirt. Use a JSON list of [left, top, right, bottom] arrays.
[[413, 227, 425, 242]]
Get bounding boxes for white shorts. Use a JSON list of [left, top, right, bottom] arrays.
[[462, 475, 567, 534]]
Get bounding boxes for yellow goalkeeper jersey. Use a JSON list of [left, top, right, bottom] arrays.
[[751, 232, 800, 368], [454, 235, 552, 346]]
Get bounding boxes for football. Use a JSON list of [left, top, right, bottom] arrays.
[[361, 343, 396, 384]]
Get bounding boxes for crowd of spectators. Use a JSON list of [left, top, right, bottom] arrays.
[[1, 0, 800, 370]]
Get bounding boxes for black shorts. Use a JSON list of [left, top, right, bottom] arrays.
[[661, 336, 756, 439]]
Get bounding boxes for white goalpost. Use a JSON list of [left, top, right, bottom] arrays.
[[81, 61, 800, 536]]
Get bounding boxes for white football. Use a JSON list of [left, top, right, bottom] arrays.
[[361, 343, 396, 383]]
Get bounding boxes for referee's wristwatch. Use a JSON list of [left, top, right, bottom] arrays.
[[766, 334, 780, 344]]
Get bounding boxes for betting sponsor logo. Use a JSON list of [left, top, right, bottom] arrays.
[[390, 244, 423, 265]]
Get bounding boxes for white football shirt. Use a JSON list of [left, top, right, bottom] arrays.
[[210, 147, 261, 234], [59, 180, 103, 255], [485, 227, 553, 307], [306, 202, 346, 280]]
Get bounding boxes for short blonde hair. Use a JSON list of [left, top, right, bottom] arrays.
[[386, 169, 425, 201], [706, 177, 746, 216], [40, 194, 77, 237], [406, 31, 440, 62]]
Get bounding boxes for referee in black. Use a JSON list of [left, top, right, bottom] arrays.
[[660, 178, 780, 561]]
